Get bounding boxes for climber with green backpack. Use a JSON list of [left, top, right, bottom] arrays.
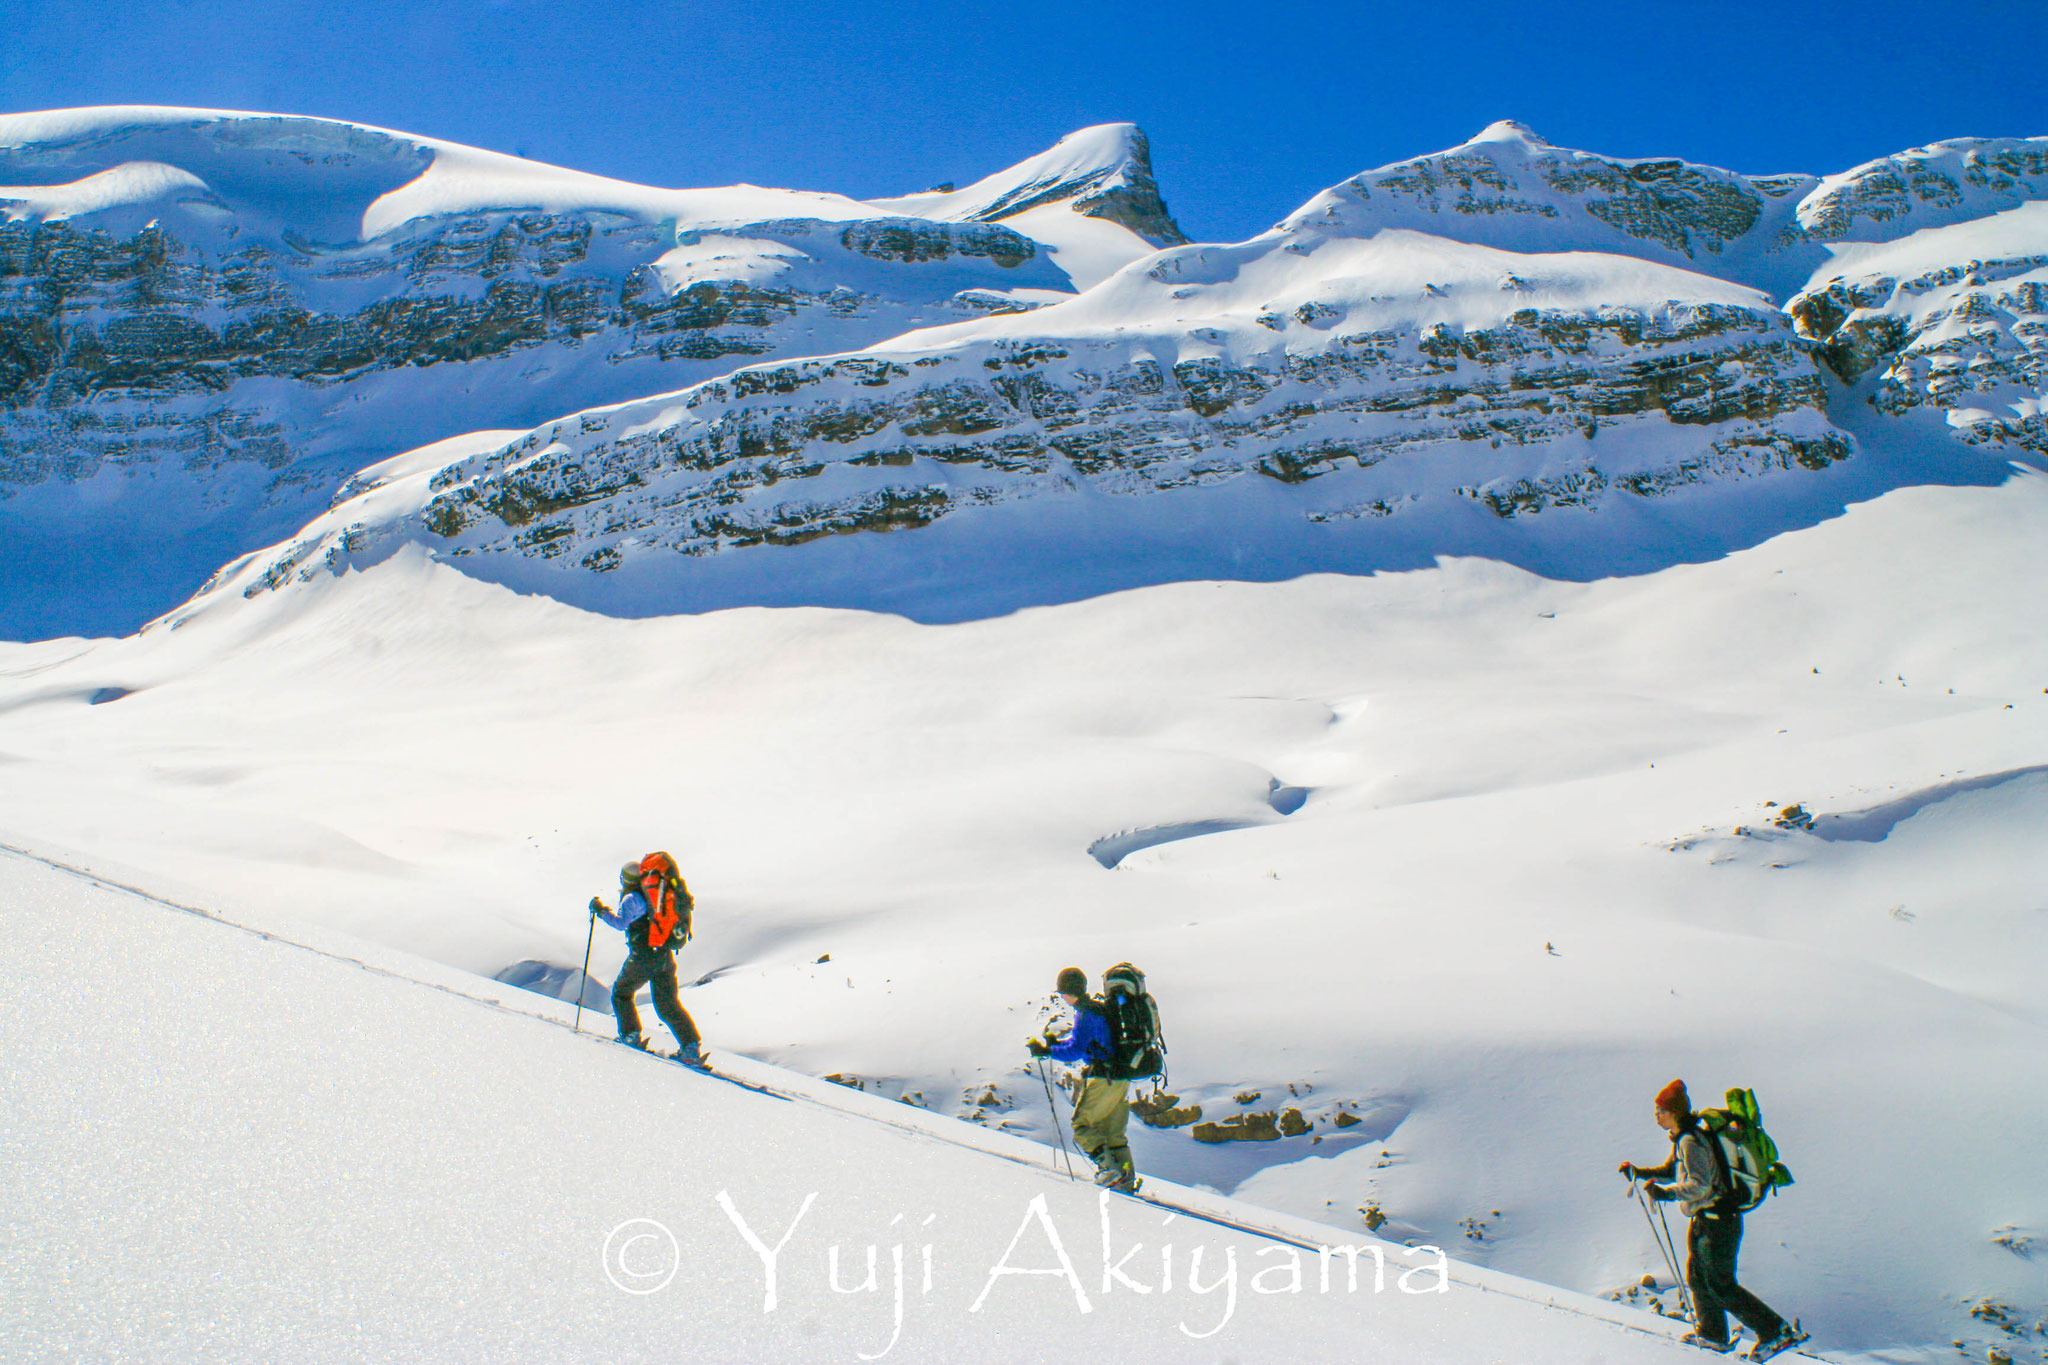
[[1619, 1079, 1806, 1360]]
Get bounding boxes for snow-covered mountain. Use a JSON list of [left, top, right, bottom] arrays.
[[10, 114, 2047, 638], [185, 230, 1847, 623], [165, 124, 2048, 627], [868, 122, 1189, 278], [1290, 121, 2048, 299], [0, 109, 1176, 637]]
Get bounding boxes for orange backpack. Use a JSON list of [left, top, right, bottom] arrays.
[[637, 851, 693, 949]]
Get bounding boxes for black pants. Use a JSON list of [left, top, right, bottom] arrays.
[[1686, 1212, 1786, 1345], [612, 947, 699, 1048]]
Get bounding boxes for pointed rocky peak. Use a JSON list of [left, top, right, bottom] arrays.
[[873, 124, 1189, 247]]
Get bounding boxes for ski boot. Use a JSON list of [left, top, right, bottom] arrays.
[[1095, 1154, 1140, 1194], [1680, 1333, 1737, 1354], [617, 1031, 647, 1050], [1748, 1324, 1807, 1362], [673, 1041, 710, 1071]]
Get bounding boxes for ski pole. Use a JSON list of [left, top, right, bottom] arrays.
[[1035, 1057, 1077, 1179], [1635, 1188, 1674, 1307], [1631, 1179, 1691, 1320], [1645, 1191, 1685, 1314], [1654, 1199, 1694, 1321], [1036, 1058, 1075, 1179], [573, 904, 598, 1034], [1630, 1179, 1677, 1306]]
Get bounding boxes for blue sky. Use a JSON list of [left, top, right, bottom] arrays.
[[4, 0, 2043, 243]]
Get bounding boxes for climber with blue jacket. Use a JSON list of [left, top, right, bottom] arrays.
[[1028, 966, 1136, 1190], [590, 857, 704, 1068]]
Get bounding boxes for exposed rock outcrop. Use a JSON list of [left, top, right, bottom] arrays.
[[385, 240, 1839, 571], [1798, 138, 2048, 241], [1191, 1107, 1311, 1143], [0, 176, 1065, 492], [1787, 204, 2048, 454], [1130, 1091, 1203, 1128]]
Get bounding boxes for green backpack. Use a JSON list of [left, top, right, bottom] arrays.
[[1698, 1087, 1795, 1212]]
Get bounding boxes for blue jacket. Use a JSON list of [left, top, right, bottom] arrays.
[[597, 890, 650, 938], [1048, 998, 1112, 1071]]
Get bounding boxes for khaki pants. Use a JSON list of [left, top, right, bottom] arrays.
[[1072, 1077, 1132, 1174]]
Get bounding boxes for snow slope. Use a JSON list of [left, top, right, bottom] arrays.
[[4, 844, 1735, 1364], [4, 468, 2045, 1359]]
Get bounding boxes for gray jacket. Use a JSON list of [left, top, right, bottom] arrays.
[[1638, 1129, 1726, 1218]]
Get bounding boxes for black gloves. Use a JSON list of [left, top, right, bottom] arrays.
[[1026, 1038, 1050, 1058], [589, 896, 608, 917], [1619, 1163, 1671, 1199]]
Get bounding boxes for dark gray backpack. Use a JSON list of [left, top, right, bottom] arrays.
[[1100, 963, 1166, 1082]]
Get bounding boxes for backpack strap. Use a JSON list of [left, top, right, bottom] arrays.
[[1695, 1124, 1743, 1214]]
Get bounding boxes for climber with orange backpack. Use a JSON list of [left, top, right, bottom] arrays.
[[589, 852, 705, 1068]]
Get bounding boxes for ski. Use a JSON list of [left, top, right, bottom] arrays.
[[601, 1034, 794, 1102], [662, 1053, 792, 1101]]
